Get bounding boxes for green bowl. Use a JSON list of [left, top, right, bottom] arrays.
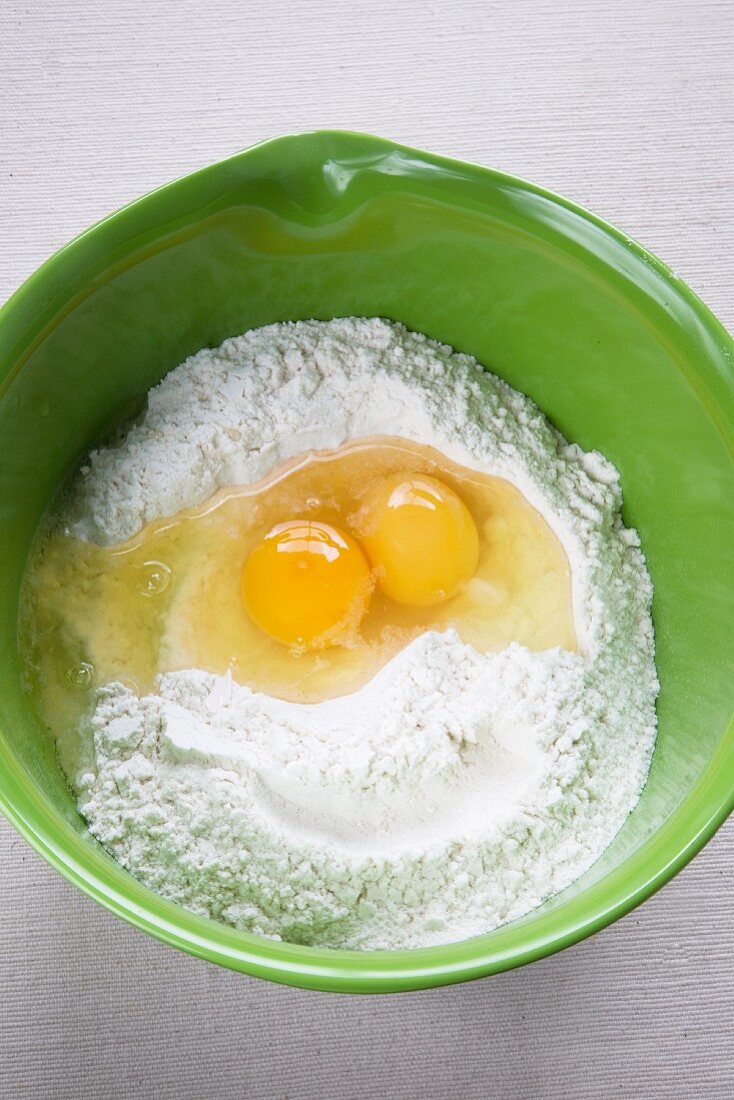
[[0, 131, 732, 993]]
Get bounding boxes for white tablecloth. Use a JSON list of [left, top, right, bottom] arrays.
[[1, 2, 732, 1096]]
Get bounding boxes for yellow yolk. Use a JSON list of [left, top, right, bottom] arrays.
[[241, 519, 372, 649], [359, 474, 479, 607]]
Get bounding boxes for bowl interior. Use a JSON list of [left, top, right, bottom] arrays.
[[0, 131, 732, 992]]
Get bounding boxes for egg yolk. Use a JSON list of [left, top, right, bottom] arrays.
[[242, 520, 372, 649], [359, 474, 479, 607]]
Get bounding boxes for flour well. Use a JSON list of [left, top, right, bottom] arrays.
[[44, 318, 658, 948]]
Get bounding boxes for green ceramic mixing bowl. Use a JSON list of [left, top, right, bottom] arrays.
[[0, 131, 732, 992]]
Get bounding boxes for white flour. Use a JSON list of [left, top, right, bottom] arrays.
[[59, 318, 657, 949]]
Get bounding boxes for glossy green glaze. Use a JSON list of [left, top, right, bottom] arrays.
[[0, 131, 732, 992]]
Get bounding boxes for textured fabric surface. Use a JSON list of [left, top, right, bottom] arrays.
[[1, 1, 732, 1097]]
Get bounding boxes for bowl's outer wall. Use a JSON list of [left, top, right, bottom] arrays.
[[0, 131, 732, 992]]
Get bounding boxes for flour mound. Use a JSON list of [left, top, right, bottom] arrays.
[[63, 318, 657, 949]]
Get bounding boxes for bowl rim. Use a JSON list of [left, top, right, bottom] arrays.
[[0, 129, 732, 993]]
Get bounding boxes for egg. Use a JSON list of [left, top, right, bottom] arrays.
[[359, 474, 479, 607], [25, 437, 575, 710], [241, 519, 372, 649]]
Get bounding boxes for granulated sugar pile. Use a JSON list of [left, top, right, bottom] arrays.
[[56, 318, 657, 948]]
